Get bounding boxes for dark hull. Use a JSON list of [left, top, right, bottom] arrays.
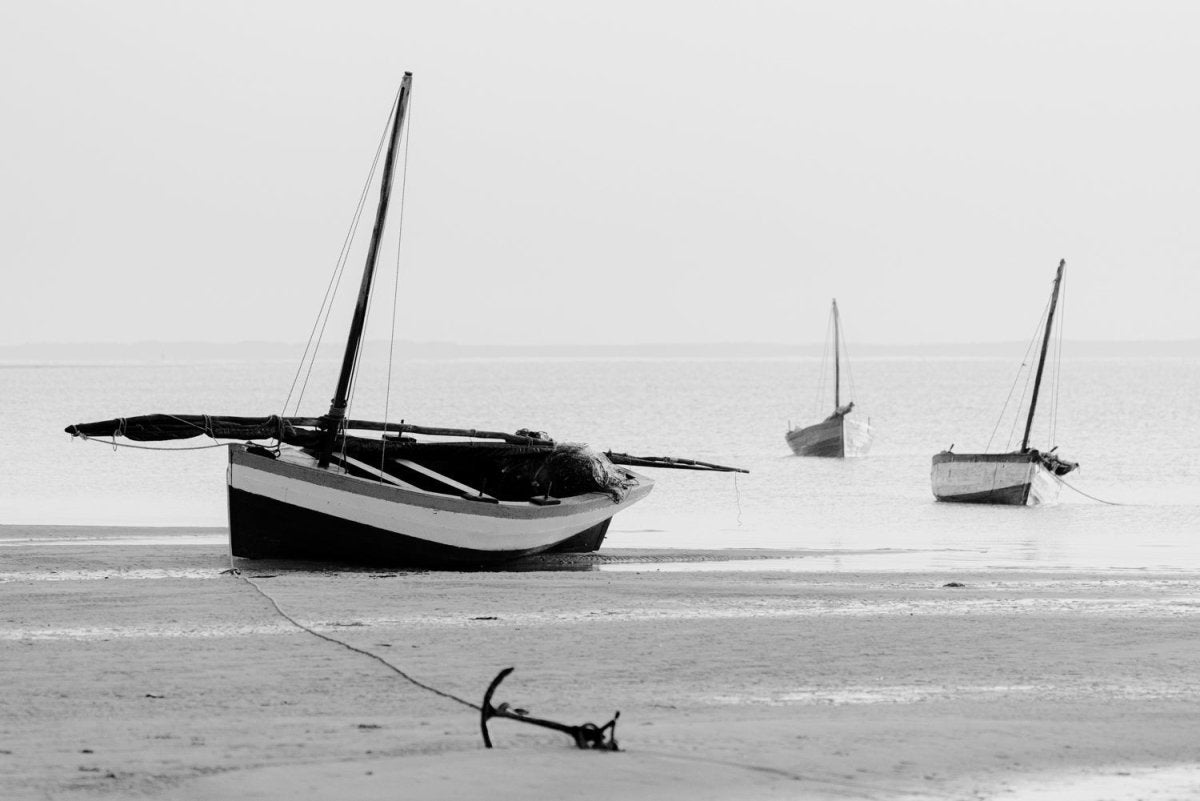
[[226, 445, 651, 567], [786, 416, 844, 457], [933, 483, 1031, 505], [228, 487, 610, 566], [544, 519, 614, 553]]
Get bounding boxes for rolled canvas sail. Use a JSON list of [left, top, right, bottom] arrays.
[[66, 414, 297, 442]]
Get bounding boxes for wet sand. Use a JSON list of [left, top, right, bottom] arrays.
[[3, 525, 1200, 800]]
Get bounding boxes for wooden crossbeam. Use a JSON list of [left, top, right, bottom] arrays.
[[393, 458, 495, 499], [335, 454, 421, 491]]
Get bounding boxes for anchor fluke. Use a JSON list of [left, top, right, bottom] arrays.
[[479, 667, 620, 751]]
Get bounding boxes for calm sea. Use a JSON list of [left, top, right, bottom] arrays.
[[3, 355, 1198, 572]]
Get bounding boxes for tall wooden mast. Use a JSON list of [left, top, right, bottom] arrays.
[[319, 73, 413, 467], [832, 299, 841, 410], [1021, 259, 1066, 452]]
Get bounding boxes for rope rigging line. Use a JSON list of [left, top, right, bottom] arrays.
[[293, 115, 393, 418], [342, 88, 415, 465], [811, 307, 833, 417], [340, 198, 388, 461], [73, 433, 233, 452], [281, 89, 402, 419], [732, 473, 743, 527], [1050, 277, 1067, 447], [986, 363, 1029, 453], [231, 569, 480, 711], [839, 312, 859, 406], [164, 413, 216, 437], [381, 93, 415, 480], [338, 210, 379, 464], [987, 293, 1050, 452], [1004, 341, 1037, 452]]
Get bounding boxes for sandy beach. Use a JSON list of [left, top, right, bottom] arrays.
[[3, 525, 1200, 800]]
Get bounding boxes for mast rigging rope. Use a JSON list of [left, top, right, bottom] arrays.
[[987, 292, 1050, 453], [1050, 276, 1067, 447], [811, 306, 833, 418], [839, 311, 859, 407], [381, 92, 415, 480], [281, 89, 400, 419]]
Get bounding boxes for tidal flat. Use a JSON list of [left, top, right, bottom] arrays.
[[3, 525, 1200, 800]]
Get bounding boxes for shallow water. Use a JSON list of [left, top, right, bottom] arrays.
[[3, 356, 1198, 573]]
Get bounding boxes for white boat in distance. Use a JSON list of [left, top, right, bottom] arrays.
[[931, 259, 1078, 505], [66, 74, 745, 566], [786, 299, 872, 457]]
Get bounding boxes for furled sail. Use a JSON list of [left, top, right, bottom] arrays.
[[65, 414, 301, 442]]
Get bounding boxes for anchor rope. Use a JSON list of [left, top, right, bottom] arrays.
[[227, 568, 481, 711], [1055, 476, 1123, 506]]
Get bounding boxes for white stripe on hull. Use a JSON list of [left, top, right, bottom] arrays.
[[229, 455, 651, 553]]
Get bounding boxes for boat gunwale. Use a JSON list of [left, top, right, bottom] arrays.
[[229, 444, 654, 520], [931, 451, 1040, 466]]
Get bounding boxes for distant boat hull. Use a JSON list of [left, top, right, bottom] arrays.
[[786, 415, 872, 458], [930, 451, 1061, 506], [226, 445, 653, 566]]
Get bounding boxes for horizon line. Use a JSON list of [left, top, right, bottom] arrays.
[[4, 336, 1198, 349]]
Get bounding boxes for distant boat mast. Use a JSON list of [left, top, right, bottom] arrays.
[[832, 299, 840, 410], [1020, 259, 1066, 452]]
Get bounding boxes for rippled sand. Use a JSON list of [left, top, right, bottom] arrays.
[[3, 525, 1200, 800]]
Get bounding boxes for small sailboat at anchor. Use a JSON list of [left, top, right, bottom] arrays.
[[786, 299, 872, 457], [65, 73, 746, 566], [931, 259, 1078, 505]]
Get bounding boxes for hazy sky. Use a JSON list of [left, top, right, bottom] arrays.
[[2, 0, 1197, 347]]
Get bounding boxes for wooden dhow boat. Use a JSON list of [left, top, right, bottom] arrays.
[[786, 299, 872, 457], [66, 74, 745, 566], [931, 259, 1078, 505]]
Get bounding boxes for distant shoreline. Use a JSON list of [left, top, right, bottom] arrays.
[[3, 338, 1198, 363]]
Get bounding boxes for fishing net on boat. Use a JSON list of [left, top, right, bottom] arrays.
[[342, 438, 636, 502], [532, 442, 637, 502]]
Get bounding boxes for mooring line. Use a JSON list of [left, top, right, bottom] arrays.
[[732, 473, 744, 527], [226, 568, 480, 711], [1056, 477, 1123, 506]]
